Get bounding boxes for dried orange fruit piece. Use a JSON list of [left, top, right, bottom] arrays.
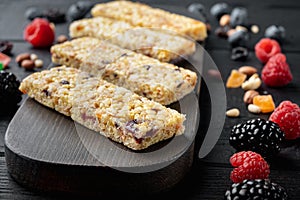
[[253, 95, 275, 113], [226, 69, 247, 88]]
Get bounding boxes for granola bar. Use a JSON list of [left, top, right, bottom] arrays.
[[19, 66, 186, 150], [51, 37, 197, 105], [69, 16, 196, 62], [91, 0, 207, 41]]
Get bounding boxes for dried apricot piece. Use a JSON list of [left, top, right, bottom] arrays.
[[253, 95, 275, 113], [226, 69, 247, 88]]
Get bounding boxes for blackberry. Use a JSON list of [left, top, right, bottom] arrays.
[[229, 118, 284, 157], [224, 179, 288, 200], [0, 71, 22, 107]]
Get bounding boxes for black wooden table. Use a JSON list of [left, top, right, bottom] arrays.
[[0, 0, 299, 199]]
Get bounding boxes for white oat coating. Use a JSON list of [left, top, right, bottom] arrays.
[[69, 16, 196, 62], [91, 0, 207, 41], [19, 66, 186, 150], [51, 37, 198, 105]]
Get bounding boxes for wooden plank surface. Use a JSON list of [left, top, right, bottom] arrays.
[[0, 0, 300, 199]]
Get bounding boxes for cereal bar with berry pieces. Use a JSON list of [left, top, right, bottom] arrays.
[[19, 66, 186, 150], [91, 0, 207, 41], [50, 37, 197, 105], [69, 16, 196, 62]]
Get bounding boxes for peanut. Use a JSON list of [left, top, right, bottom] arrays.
[[243, 90, 259, 104], [226, 108, 240, 117]]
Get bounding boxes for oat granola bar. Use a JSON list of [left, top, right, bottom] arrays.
[[19, 66, 185, 150], [91, 0, 207, 41], [69, 16, 196, 62], [51, 37, 197, 105]]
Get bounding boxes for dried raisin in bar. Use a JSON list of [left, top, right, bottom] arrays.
[[51, 37, 197, 105], [91, 0, 207, 41], [69, 16, 196, 62], [19, 66, 185, 150]]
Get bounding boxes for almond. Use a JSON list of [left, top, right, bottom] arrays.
[[21, 59, 35, 70], [238, 66, 257, 76], [243, 90, 259, 104], [15, 53, 30, 64]]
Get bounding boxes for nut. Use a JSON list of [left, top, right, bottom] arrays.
[[243, 90, 259, 104], [242, 73, 262, 90], [57, 35, 68, 43], [238, 66, 257, 76], [251, 25, 259, 34], [21, 59, 35, 70], [226, 108, 240, 117], [15, 53, 30, 64], [235, 25, 248, 32], [248, 104, 261, 114], [227, 29, 237, 37], [220, 14, 230, 26], [34, 59, 43, 68], [30, 53, 38, 61]]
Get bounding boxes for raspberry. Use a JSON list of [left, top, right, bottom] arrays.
[[269, 100, 300, 140], [255, 38, 281, 63], [229, 118, 284, 156], [23, 18, 55, 48], [261, 53, 293, 87], [230, 151, 270, 183], [225, 179, 288, 200]]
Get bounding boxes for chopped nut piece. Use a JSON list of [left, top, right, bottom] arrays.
[[241, 73, 261, 90]]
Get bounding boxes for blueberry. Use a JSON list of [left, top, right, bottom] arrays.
[[264, 25, 285, 43], [25, 7, 44, 21], [44, 8, 66, 23], [67, 1, 94, 21], [210, 3, 230, 20], [228, 30, 249, 47], [230, 7, 248, 27], [231, 47, 248, 61], [187, 3, 207, 21]]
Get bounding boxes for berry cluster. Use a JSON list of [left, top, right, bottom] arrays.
[[229, 118, 285, 156], [255, 39, 293, 87], [0, 71, 22, 107], [269, 101, 300, 140]]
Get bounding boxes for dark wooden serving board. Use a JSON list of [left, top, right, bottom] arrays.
[[5, 89, 199, 197]]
